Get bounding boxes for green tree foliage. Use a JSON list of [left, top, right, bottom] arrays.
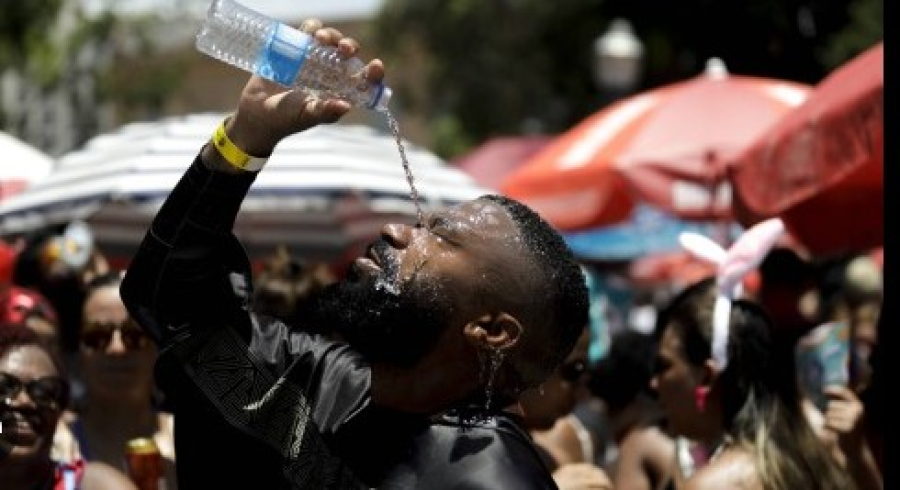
[[375, 0, 603, 156], [820, 0, 882, 69], [0, 0, 65, 83], [1, 3, 189, 150], [374, 0, 882, 159], [97, 15, 190, 121]]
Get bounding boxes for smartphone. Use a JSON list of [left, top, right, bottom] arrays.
[[795, 321, 850, 412]]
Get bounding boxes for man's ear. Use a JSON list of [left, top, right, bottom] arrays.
[[463, 313, 523, 351]]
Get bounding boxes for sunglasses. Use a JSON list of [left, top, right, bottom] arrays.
[[80, 319, 148, 352], [559, 359, 588, 383], [0, 372, 67, 409]]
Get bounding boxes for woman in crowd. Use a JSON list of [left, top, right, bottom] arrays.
[[651, 277, 854, 489], [520, 328, 613, 490], [0, 322, 136, 489], [68, 272, 176, 488], [802, 254, 883, 490], [591, 330, 675, 490]]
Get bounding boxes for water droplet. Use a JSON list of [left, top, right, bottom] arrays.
[[384, 110, 424, 223]]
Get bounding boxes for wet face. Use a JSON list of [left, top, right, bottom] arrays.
[[79, 285, 155, 401], [0, 345, 66, 462], [650, 326, 705, 439], [311, 198, 525, 367], [520, 328, 590, 430]]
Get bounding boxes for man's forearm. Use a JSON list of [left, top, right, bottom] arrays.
[[121, 145, 258, 341]]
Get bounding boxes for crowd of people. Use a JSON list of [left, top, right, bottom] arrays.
[[0, 18, 883, 490]]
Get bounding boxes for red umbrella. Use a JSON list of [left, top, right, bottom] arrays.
[[729, 42, 883, 257], [625, 227, 808, 293], [870, 247, 883, 270], [501, 59, 811, 231], [452, 136, 552, 190]]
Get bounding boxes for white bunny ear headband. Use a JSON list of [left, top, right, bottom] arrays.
[[677, 219, 785, 371]]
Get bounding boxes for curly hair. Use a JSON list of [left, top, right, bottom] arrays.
[[480, 195, 589, 390]]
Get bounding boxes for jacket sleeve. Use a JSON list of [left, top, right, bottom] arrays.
[[118, 151, 373, 487], [120, 149, 258, 346]]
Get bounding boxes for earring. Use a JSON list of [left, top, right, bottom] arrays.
[[694, 386, 709, 412]]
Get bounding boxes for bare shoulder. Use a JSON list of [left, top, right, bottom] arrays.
[[685, 448, 761, 490], [615, 426, 676, 490], [553, 463, 614, 490], [81, 461, 139, 490], [622, 425, 676, 463]]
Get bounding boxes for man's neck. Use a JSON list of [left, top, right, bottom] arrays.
[[371, 349, 482, 414]]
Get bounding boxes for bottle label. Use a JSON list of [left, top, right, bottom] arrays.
[[256, 24, 312, 86]]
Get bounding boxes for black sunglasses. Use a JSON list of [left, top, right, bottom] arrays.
[[0, 372, 67, 409], [559, 359, 588, 383], [80, 319, 148, 352]]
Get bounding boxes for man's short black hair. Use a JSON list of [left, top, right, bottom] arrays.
[[481, 195, 589, 385]]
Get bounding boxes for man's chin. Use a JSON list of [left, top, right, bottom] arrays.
[[309, 275, 447, 367]]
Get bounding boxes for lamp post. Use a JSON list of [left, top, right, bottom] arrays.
[[592, 19, 644, 104]]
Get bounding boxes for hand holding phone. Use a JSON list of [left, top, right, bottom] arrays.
[[796, 321, 850, 411]]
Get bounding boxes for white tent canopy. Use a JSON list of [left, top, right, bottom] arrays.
[[1, 130, 54, 200], [0, 113, 489, 261]]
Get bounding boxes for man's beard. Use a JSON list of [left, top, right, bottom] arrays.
[[300, 255, 451, 368]]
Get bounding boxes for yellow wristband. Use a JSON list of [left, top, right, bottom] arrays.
[[212, 118, 268, 172]]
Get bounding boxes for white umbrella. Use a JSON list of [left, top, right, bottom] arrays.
[[1, 130, 54, 200], [0, 113, 490, 261]]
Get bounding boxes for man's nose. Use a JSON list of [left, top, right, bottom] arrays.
[[381, 223, 414, 248], [105, 329, 128, 355]]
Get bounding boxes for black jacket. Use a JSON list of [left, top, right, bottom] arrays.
[[121, 152, 558, 490]]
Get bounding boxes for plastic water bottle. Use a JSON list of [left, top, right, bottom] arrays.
[[195, 0, 392, 111]]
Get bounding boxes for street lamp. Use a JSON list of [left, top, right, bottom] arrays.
[[592, 19, 644, 97]]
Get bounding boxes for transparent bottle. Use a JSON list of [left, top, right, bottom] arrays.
[[195, 0, 392, 111]]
